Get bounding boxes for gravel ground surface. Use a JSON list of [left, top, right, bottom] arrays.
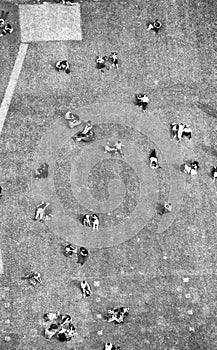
[[0, 0, 217, 349]]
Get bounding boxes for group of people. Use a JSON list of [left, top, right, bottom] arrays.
[[43, 312, 77, 342], [0, 10, 13, 38], [96, 52, 119, 72], [106, 307, 129, 324], [104, 141, 124, 157]]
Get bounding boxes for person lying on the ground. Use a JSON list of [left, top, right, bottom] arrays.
[[73, 129, 95, 142], [149, 149, 161, 169], [0, 23, 13, 37], [44, 323, 59, 339], [34, 163, 49, 179], [158, 202, 172, 216]]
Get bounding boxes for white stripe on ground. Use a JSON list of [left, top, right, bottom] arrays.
[[0, 249, 4, 274], [0, 43, 28, 134]]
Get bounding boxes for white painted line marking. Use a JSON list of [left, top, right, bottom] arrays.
[[0, 249, 4, 274], [0, 43, 28, 134]]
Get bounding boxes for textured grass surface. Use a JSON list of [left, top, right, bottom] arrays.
[[0, 0, 217, 349]]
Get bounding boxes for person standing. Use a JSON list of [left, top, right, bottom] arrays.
[[77, 247, 89, 265]]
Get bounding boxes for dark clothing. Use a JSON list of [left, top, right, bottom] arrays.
[[77, 247, 88, 265]]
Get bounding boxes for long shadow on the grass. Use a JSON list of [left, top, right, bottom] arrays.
[[196, 102, 217, 119], [200, 144, 217, 158]]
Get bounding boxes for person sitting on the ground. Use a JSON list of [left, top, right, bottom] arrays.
[[34, 163, 49, 179], [158, 202, 172, 216], [44, 323, 59, 339], [212, 166, 217, 182], [81, 120, 92, 135], [182, 124, 192, 140], [147, 19, 162, 33], [0, 23, 13, 37], [96, 55, 108, 71], [64, 111, 81, 129], [43, 312, 61, 322], [114, 141, 124, 157], [149, 149, 161, 169], [22, 271, 42, 286], [104, 342, 116, 350], [109, 52, 119, 69], [64, 243, 78, 257], [60, 314, 71, 326], [81, 280, 92, 298], [55, 60, 70, 74], [34, 202, 53, 222], [136, 94, 149, 110], [77, 247, 89, 265]]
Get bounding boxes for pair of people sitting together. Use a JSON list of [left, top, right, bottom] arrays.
[[104, 343, 121, 350], [22, 271, 42, 286], [55, 60, 70, 74], [33, 202, 53, 222], [82, 213, 100, 231], [33, 163, 49, 179], [44, 312, 77, 342], [106, 306, 129, 324], [184, 161, 199, 176], [104, 141, 124, 157], [96, 52, 119, 72], [147, 19, 162, 33], [64, 245, 89, 265], [171, 122, 192, 142], [73, 120, 95, 142]]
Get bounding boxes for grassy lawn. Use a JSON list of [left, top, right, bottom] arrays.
[[0, 0, 217, 349]]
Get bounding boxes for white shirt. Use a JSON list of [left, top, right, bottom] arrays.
[[138, 95, 149, 103]]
